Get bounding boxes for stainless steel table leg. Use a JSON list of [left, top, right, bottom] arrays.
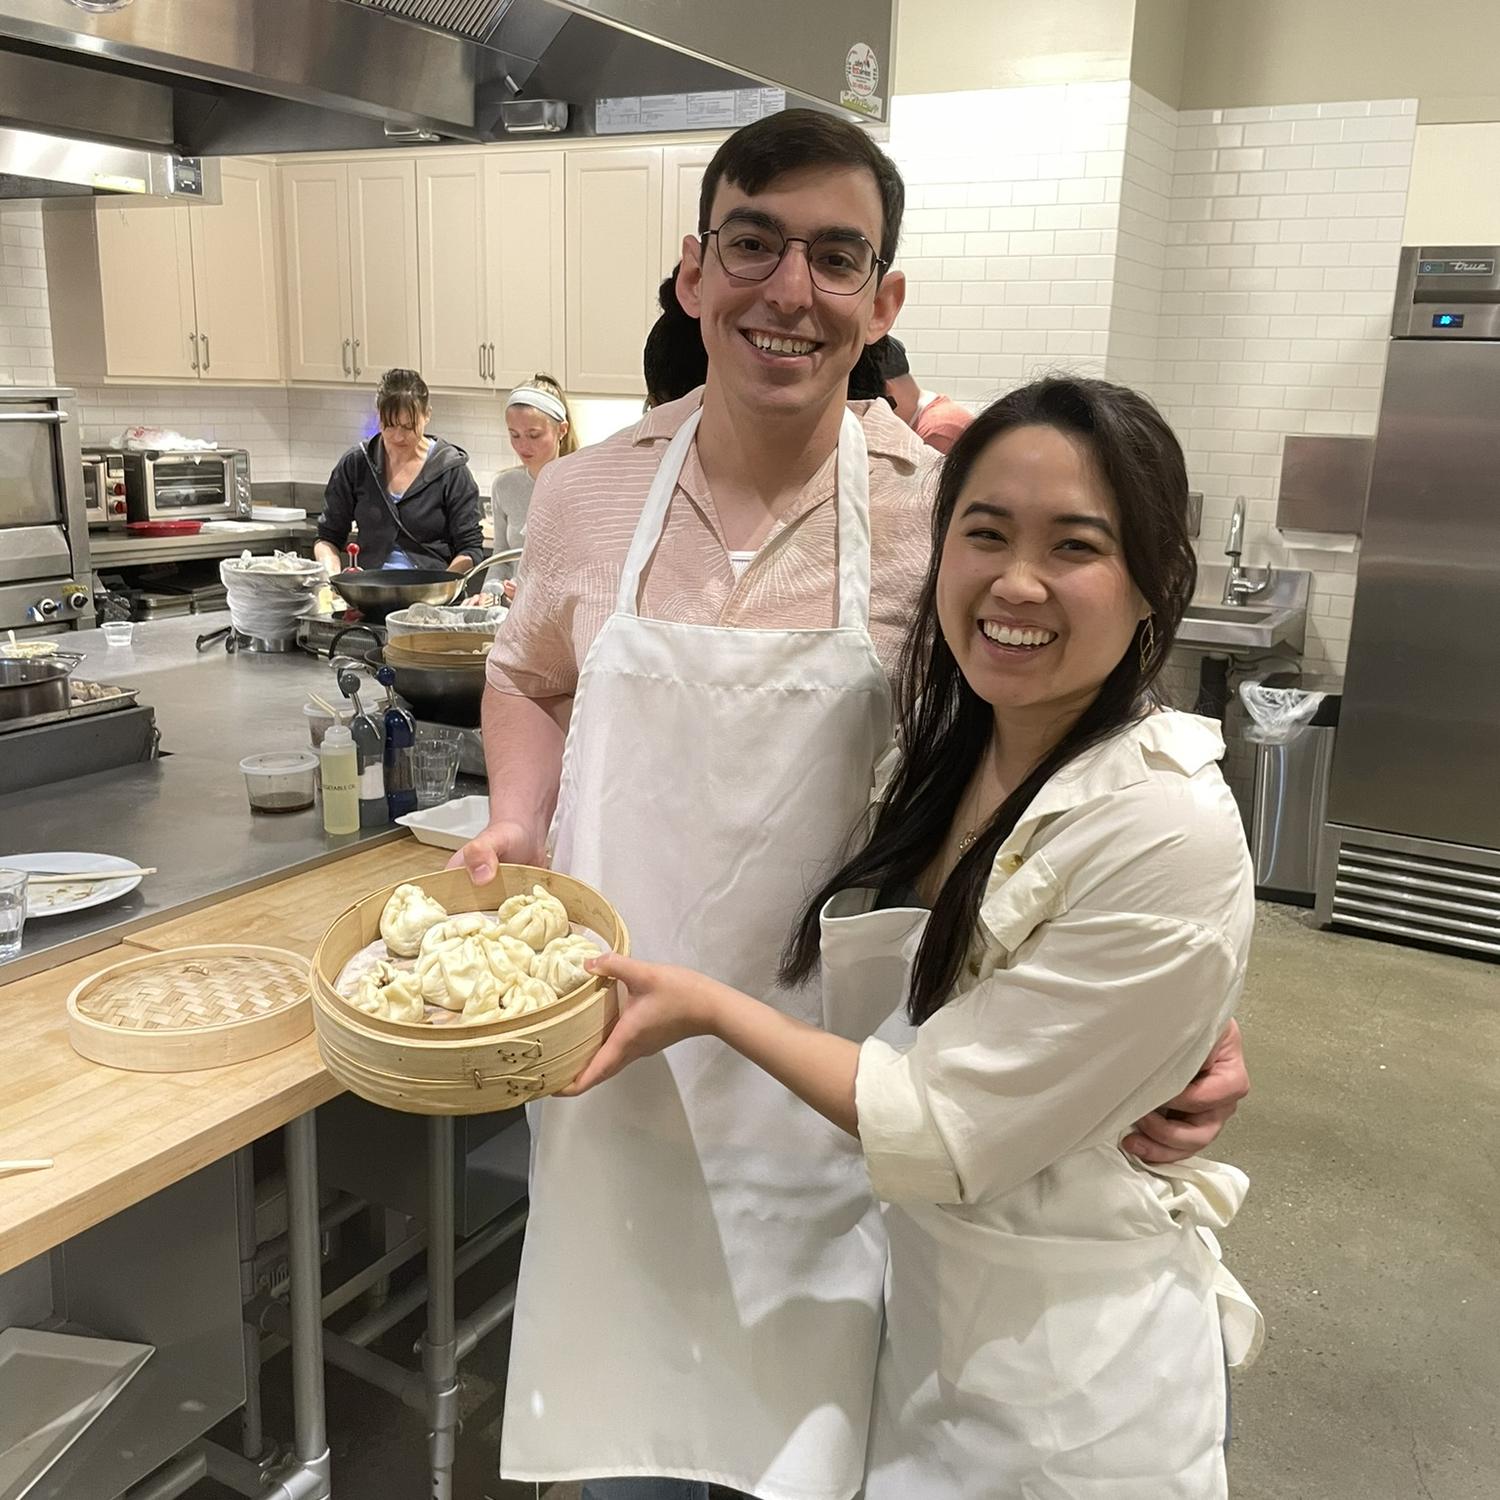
[[285, 1110, 332, 1498], [421, 1116, 459, 1500], [234, 1146, 267, 1463]]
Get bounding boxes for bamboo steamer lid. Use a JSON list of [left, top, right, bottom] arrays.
[[68, 945, 312, 1072]]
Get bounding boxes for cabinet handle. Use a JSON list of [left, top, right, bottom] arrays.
[[352, 337, 361, 378], [342, 338, 351, 376], [189, 332, 199, 372], [202, 334, 211, 371], [487, 341, 496, 380], [479, 341, 486, 379]]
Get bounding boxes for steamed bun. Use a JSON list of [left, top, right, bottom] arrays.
[[415, 936, 502, 1013], [495, 884, 569, 951], [502, 974, 559, 1017], [419, 912, 499, 958], [480, 932, 535, 990], [380, 884, 448, 958], [534, 933, 602, 996], [349, 961, 425, 1023]]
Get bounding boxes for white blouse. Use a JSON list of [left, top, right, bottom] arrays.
[[855, 711, 1258, 1286]]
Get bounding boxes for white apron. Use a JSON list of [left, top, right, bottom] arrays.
[[822, 886, 1256, 1500], [501, 408, 896, 1500]]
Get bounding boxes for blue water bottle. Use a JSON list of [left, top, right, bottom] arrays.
[[378, 666, 417, 820]]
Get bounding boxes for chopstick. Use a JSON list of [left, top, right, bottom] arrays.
[[307, 691, 342, 718], [7, 866, 158, 884], [0, 1159, 53, 1174]]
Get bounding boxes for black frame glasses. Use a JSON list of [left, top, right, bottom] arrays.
[[701, 213, 888, 296]]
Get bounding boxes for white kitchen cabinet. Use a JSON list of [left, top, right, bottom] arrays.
[[661, 143, 718, 279], [190, 158, 284, 382], [283, 157, 420, 384], [45, 157, 284, 383], [348, 158, 421, 382], [485, 150, 565, 388], [281, 161, 353, 383], [91, 204, 199, 379], [416, 157, 489, 391], [565, 148, 663, 395]]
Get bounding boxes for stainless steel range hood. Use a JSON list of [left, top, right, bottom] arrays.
[[0, 0, 893, 200]]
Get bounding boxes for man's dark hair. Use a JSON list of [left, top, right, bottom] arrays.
[[697, 109, 905, 267], [868, 335, 910, 382]]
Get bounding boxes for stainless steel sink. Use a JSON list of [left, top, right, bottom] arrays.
[[1177, 567, 1311, 655]]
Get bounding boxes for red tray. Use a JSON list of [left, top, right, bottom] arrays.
[[126, 519, 204, 537]]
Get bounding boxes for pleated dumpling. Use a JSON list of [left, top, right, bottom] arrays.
[[419, 913, 499, 958], [415, 936, 502, 1013], [534, 933, 602, 996], [380, 883, 448, 958], [349, 959, 400, 1014], [501, 974, 559, 1017], [376, 970, 425, 1023], [478, 932, 535, 991], [495, 884, 569, 952], [349, 961, 425, 1023]]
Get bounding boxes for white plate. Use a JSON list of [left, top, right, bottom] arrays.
[[3, 853, 145, 919], [0, 1328, 154, 1498], [396, 796, 490, 852]]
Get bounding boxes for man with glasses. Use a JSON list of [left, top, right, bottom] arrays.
[[463, 109, 1247, 1500]]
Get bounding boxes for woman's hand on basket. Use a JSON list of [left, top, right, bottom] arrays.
[[557, 954, 729, 1095]]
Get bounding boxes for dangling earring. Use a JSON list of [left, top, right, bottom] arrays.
[[1138, 615, 1157, 672]]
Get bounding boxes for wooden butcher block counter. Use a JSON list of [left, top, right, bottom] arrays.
[[0, 837, 449, 1274]]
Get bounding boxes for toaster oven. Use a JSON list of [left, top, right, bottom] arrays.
[[81, 448, 128, 529], [122, 447, 252, 523]]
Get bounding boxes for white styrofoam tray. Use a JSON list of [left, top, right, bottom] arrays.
[[396, 795, 490, 852]]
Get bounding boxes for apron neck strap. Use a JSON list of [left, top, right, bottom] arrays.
[[615, 404, 875, 629]]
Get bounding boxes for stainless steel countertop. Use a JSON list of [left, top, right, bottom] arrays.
[[0, 616, 449, 980]]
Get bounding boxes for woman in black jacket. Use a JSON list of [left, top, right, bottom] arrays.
[[313, 369, 484, 576]]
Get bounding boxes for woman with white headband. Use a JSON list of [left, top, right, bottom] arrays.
[[492, 374, 577, 582]]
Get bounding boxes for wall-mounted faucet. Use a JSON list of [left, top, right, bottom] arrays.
[[1222, 496, 1274, 605]]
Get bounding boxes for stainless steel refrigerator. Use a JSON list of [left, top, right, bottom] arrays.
[[1317, 246, 1500, 957]]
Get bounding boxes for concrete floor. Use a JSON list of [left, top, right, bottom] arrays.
[[188, 901, 1498, 1499]]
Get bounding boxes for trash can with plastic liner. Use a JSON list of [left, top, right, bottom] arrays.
[[1240, 674, 1343, 904]]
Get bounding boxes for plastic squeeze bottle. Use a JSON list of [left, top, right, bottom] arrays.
[[320, 724, 360, 835]]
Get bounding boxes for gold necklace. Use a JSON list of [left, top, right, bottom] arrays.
[[956, 743, 1001, 855]]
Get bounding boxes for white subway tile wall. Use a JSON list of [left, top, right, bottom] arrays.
[[1153, 94, 1415, 687], [883, 82, 1130, 400], [0, 206, 54, 387], [74, 385, 295, 482]]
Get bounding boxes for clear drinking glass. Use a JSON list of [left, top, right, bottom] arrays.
[[413, 735, 461, 808], [0, 869, 29, 962]]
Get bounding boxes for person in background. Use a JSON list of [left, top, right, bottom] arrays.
[[314, 368, 482, 576], [872, 334, 974, 453], [491, 375, 578, 578]]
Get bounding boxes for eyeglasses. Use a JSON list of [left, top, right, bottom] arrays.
[[702, 213, 887, 296]]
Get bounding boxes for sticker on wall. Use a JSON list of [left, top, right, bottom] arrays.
[[840, 40, 882, 119]]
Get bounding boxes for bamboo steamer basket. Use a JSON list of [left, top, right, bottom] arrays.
[[380, 629, 494, 662], [67, 945, 312, 1071], [310, 865, 627, 1115]]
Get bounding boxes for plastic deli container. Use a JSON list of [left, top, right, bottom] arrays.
[[303, 699, 355, 750], [240, 750, 319, 814]]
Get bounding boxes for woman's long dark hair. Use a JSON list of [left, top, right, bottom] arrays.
[[782, 376, 1198, 1024]]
